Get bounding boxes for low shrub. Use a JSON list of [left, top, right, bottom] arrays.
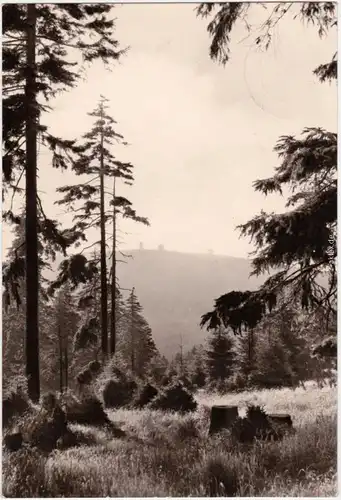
[[111, 366, 126, 380], [3, 387, 31, 429], [191, 368, 206, 389], [226, 373, 248, 392], [41, 391, 57, 411], [133, 383, 158, 408], [178, 375, 194, 391], [76, 369, 93, 386], [4, 432, 23, 452], [206, 379, 230, 395], [230, 405, 292, 444], [66, 394, 111, 426], [160, 369, 177, 388], [88, 360, 102, 375], [149, 381, 197, 413], [102, 377, 137, 409], [18, 399, 67, 452]]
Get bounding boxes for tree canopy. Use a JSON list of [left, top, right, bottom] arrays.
[[197, 2, 336, 72], [199, 2, 337, 338]]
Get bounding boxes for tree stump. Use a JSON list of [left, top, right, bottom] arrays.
[[209, 405, 239, 435]]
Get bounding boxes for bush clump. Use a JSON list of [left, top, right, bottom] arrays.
[[226, 373, 248, 393], [231, 405, 291, 443], [102, 377, 137, 409], [18, 397, 68, 452], [149, 381, 197, 413], [88, 360, 102, 375], [76, 369, 93, 386], [3, 387, 31, 429], [65, 394, 111, 426], [4, 432, 23, 452], [133, 383, 159, 408], [178, 375, 194, 391]]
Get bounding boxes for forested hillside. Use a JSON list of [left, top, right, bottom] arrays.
[[43, 249, 263, 357], [117, 249, 263, 356]]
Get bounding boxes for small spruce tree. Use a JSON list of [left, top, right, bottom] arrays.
[[206, 326, 235, 383]]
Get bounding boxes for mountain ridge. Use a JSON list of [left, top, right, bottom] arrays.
[[115, 248, 264, 357]]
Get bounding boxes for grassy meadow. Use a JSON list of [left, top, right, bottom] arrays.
[[3, 383, 337, 497]]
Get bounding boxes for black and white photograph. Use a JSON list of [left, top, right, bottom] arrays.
[[2, 1, 337, 497]]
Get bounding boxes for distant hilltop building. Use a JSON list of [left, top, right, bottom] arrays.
[[208, 249, 214, 255], [158, 244, 165, 251], [139, 242, 144, 251]]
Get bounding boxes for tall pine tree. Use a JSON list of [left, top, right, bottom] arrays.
[[3, 4, 123, 401], [55, 98, 149, 358]]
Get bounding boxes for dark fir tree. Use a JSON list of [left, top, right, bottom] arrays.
[[197, 2, 336, 72], [3, 4, 123, 401], [2, 216, 61, 393], [234, 330, 256, 382], [124, 288, 158, 378], [199, 2, 337, 354], [206, 326, 235, 383]]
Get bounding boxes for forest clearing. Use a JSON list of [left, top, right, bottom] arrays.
[[3, 383, 337, 497], [2, 3, 337, 497]]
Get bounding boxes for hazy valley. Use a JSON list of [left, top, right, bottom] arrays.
[[116, 249, 264, 357]]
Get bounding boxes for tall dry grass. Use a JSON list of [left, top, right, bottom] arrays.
[[2, 384, 337, 497]]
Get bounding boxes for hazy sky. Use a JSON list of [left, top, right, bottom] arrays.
[[3, 3, 337, 258]]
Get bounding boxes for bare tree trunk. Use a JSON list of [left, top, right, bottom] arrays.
[[64, 346, 68, 390], [248, 328, 254, 374], [110, 178, 117, 355], [179, 334, 184, 376], [99, 103, 108, 358], [130, 288, 135, 374], [25, 4, 40, 402], [58, 318, 63, 394]]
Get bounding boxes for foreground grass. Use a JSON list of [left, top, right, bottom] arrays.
[[3, 385, 337, 497]]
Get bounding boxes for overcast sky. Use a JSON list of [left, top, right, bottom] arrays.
[[3, 3, 337, 258]]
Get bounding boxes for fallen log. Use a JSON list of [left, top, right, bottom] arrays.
[[209, 405, 238, 435]]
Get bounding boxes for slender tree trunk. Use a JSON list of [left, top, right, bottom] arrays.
[[91, 259, 100, 362], [179, 334, 184, 376], [25, 4, 40, 402], [99, 105, 108, 358], [64, 346, 68, 390], [110, 178, 117, 355], [58, 317, 64, 394], [248, 328, 254, 373], [130, 288, 135, 373]]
